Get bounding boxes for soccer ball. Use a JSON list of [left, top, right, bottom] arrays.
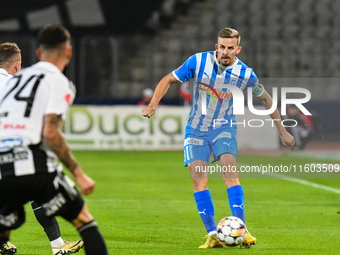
[[217, 216, 246, 246]]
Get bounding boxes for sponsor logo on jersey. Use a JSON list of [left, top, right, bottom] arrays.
[[0, 138, 23, 151], [0, 151, 28, 164], [2, 123, 26, 129], [223, 142, 231, 147], [42, 193, 67, 217], [198, 83, 232, 106], [0, 212, 18, 227], [184, 138, 204, 146], [212, 132, 231, 143]]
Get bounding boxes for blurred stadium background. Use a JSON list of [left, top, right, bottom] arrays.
[[1, 0, 339, 149]]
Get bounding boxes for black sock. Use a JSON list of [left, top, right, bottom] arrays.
[[78, 221, 108, 255], [31, 201, 61, 241], [0, 236, 9, 247]]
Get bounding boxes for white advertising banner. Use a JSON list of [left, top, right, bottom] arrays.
[[64, 105, 189, 150], [64, 105, 279, 150]]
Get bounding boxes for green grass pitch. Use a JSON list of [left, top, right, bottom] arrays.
[[9, 151, 340, 254]]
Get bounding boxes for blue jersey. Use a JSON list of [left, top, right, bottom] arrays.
[[172, 51, 264, 132]]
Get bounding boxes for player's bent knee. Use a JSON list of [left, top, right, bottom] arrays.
[[72, 203, 94, 229], [223, 178, 240, 188], [192, 178, 208, 192]]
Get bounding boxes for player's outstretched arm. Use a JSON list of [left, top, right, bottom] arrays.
[[258, 91, 295, 148], [43, 113, 95, 195], [142, 73, 178, 118]]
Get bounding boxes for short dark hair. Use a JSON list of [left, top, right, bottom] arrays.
[[0, 42, 21, 67], [217, 27, 241, 46], [38, 24, 71, 50]]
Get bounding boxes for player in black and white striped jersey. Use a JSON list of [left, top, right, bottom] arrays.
[[0, 43, 21, 93], [0, 25, 108, 255], [0, 41, 22, 255], [0, 42, 85, 255]]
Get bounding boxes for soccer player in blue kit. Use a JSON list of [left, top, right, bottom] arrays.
[[142, 27, 295, 248]]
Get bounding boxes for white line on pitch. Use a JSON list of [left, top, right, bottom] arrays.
[[238, 163, 340, 194], [265, 172, 340, 194]]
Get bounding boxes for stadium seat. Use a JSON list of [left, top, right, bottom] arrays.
[[114, 82, 130, 98], [282, 25, 299, 39], [267, 24, 281, 39], [162, 0, 176, 18], [130, 82, 145, 99], [216, 15, 231, 31], [233, 14, 248, 29], [315, 26, 331, 40], [110, 0, 340, 101], [132, 67, 147, 83], [299, 26, 314, 39], [265, 0, 281, 12], [249, 0, 265, 13], [233, 0, 248, 12], [198, 13, 215, 39], [266, 10, 281, 25], [267, 40, 282, 54], [298, 0, 313, 12]]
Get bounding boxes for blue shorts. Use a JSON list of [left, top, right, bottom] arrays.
[[183, 125, 237, 166]]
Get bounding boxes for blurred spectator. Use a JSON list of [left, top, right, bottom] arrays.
[[138, 88, 154, 106], [283, 105, 314, 149], [179, 80, 190, 105]]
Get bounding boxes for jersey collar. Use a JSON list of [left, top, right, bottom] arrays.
[[34, 61, 63, 74], [0, 68, 12, 78]]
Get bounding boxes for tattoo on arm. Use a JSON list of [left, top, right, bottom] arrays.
[[44, 114, 78, 173]]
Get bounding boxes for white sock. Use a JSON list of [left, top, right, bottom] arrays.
[[50, 237, 64, 248], [208, 230, 217, 236]]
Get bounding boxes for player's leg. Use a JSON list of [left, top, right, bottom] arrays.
[[219, 153, 244, 222], [209, 126, 244, 222], [185, 126, 224, 248], [0, 175, 31, 255], [72, 204, 109, 255], [210, 126, 256, 248], [190, 160, 224, 249], [38, 171, 108, 255], [0, 231, 10, 247], [31, 201, 61, 245], [0, 231, 17, 255], [30, 200, 84, 254], [219, 153, 256, 248], [190, 160, 217, 234]]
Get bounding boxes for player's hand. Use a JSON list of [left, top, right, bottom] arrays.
[[142, 105, 156, 118], [280, 131, 295, 149], [73, 165, 96, 195]]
